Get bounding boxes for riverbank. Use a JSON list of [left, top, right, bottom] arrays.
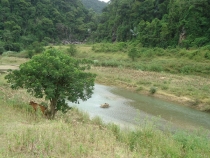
[[73, 44, 210, 112], [1, 72, 210, 157], [1, 55, 210, 157], [1, 45, 210, 112], [88, 66, 210, 112]]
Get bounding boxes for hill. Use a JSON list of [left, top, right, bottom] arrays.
[[95, 0, 210, 48], [0, 0, 96, 52]]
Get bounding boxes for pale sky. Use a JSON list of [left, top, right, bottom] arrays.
[[99, 0, 110, 3]]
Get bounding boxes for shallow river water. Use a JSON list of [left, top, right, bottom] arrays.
[[67, 84, 210, 132]]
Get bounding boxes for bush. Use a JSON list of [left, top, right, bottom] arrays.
[[4, 43, 21, 52], [43, 37, 51, 46], [12, 43, 21, 52], [28, 50, 34, 59], [116, 42, 127, 51], [193, 37, 208, 47], [128, 47, 138, 61], [32, 41, 45, 53], [201, 45, 210, 51], [149, 87, 157, 94], [0, 46, 5, 55], [67, 44, 77, 56], [153, 47, 165, 56], [204, 51, 210, 60]]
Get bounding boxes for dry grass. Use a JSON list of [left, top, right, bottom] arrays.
[[0, 69, 135, 157], [0, 82, 209, 158], [0, 56, 28, 65], [0, 108, 134, 158], [88, 66, 210, 111], [1, 56, 210, 158], [0, 73, 135, 157]]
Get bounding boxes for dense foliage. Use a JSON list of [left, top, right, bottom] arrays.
[[95, 0, 210, 48], [5, 49, 96, 119], [0, 0, 209, 52], [0, 0, 97, 52], [81, 0, 108, 13]]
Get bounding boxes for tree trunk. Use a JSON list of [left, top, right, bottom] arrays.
[[49, 98, 57, 119]]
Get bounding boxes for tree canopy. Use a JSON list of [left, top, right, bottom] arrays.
[[0, 0, 97, 52], [94, 0, 210, 48], [81, 0, 108, 13], [0, 0, 209, 51], [5, 49, 96, 119]]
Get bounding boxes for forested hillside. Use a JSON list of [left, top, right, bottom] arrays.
[[0, 0, 209, 53], [81, 0, 107, 13], [0, 0, 97, 52], [95, 0, 210, 48]]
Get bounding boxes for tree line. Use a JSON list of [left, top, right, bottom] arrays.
[[0, 0, 210, 54], [94, 0, 210, 48], [81, 0, 107, 13], [0, 0, 97, 53]]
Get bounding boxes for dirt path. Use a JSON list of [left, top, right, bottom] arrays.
[[0, 65, 19, 71]]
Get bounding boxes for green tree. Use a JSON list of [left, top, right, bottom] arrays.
[[67, 44, 77, 56], [128, 47, 138, 61], [5, 49, 96, 119]]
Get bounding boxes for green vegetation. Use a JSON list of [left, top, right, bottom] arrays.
[[77, 43, 210, 77], [81, 0, 108, 13], [74, 43, 210, 111], [0, 71, 210, 157], [0, 0, 97, 51], [1, 0, 210, 156], [5, 49, 96, 119], [128, 47, 138, 61], [67, 44, 77, 56], [1, 0, 209, 52], [149, 87, 157, 95], [96, 0, 210, 48]]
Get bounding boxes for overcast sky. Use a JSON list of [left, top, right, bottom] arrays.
[[99, 0, 110, 3]]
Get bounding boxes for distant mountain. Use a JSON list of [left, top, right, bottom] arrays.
[[81, 0, 108, 13]]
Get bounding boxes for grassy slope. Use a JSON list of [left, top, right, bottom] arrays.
[[1, 48, 210, 157], [0, 71, 133, 157], [1, 74, 210, 158], [73, 44, 210, 111]]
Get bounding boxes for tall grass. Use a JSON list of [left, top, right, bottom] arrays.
[[1, 71, 210, 157], [75, 43, 210, 77], [1, 98, 210, 158]]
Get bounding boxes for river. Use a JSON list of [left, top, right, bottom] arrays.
[[67, 84, 210, 133]]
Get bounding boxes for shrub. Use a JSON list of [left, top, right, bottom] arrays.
[[128, 47, 138, 61], [153, 47, 165, 56], [43, 37, 51, 46], [32, 41, 45, 53], [201, 45, 210, 51], [27, 50, 34, 59], [116, 42, 127, 51], [204, 51, 210, 60], [149, 87, 157, 94], [12, 43, 21, 52], [67, 44, 77, 56], [193, 37, 208, 47], [0, 46, 5, 55]]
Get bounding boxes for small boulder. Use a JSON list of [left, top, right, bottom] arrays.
[[100, 103, 110, 108]]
